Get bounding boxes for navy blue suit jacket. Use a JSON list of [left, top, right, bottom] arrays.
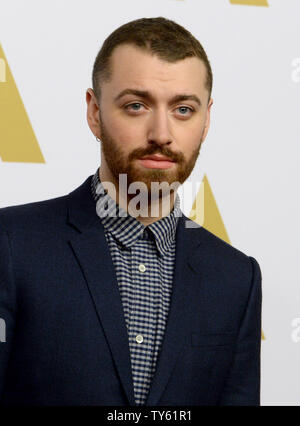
[[0, 175, 262, 405]]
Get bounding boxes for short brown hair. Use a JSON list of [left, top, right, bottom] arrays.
[[92, 17, 213, 101]]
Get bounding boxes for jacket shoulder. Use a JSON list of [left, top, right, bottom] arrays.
[[0, 194, 68, 233], [182, 216, 260, 278], [183, 216, 250, 260], [182, 218, 261, 303]]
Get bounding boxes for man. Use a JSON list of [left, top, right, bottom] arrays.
[[0, 17, 262, 406]]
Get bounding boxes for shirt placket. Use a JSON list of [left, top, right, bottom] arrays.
[[130, 240, 153, 405]]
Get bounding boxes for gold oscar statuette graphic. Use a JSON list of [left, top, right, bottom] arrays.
[[0, 44, 44, 163], [230, 0, 269, 6], [189, 175, 265, 340]]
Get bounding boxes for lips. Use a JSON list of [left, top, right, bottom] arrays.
[[137, 155, 175, 169], [140, 155, 174, 162]]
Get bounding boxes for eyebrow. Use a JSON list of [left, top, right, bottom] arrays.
[[114, 89, 202, 107]]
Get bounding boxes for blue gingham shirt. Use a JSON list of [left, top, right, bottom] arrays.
[[90, 167, 182, 405]]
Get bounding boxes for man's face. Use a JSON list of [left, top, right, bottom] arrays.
[[87, 44, 213, 192]]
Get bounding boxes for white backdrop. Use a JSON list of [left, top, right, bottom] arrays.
[[0, 0, 299, 405]]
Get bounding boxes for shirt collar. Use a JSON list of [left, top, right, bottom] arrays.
[[90, 167, 182, 257]]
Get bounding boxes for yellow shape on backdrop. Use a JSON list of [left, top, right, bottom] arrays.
[[230, 0, 268, 6], [190, 174, 230, 243], [189, 174, 265, 340], [0, 44, 44, 163], [0, 58, 6, 82]]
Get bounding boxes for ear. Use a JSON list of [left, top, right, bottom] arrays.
[[86, 88, 102, 139], [201, 97, 213, 143]]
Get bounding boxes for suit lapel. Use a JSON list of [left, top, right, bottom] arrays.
[[145, 214, 203, 406], [67, 176, 135, 405]]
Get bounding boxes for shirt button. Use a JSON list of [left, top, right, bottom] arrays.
[[136, 334, 144, 344], [138, 264, 146, 272]]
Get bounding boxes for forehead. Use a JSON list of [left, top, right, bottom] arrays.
[[105, 44, 208, 99]]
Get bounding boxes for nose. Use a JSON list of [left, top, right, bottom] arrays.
[[147, 109, 173, 146]]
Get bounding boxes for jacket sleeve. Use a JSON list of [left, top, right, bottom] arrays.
[[219, 256, 262, 405], [0, 224, 16, 400]]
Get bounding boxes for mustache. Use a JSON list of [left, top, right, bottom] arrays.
[[128, 146, 184, 163]]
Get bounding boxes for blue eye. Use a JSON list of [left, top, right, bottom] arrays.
[[127, 103, 142, 111], [177, 106, 192, 115]]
